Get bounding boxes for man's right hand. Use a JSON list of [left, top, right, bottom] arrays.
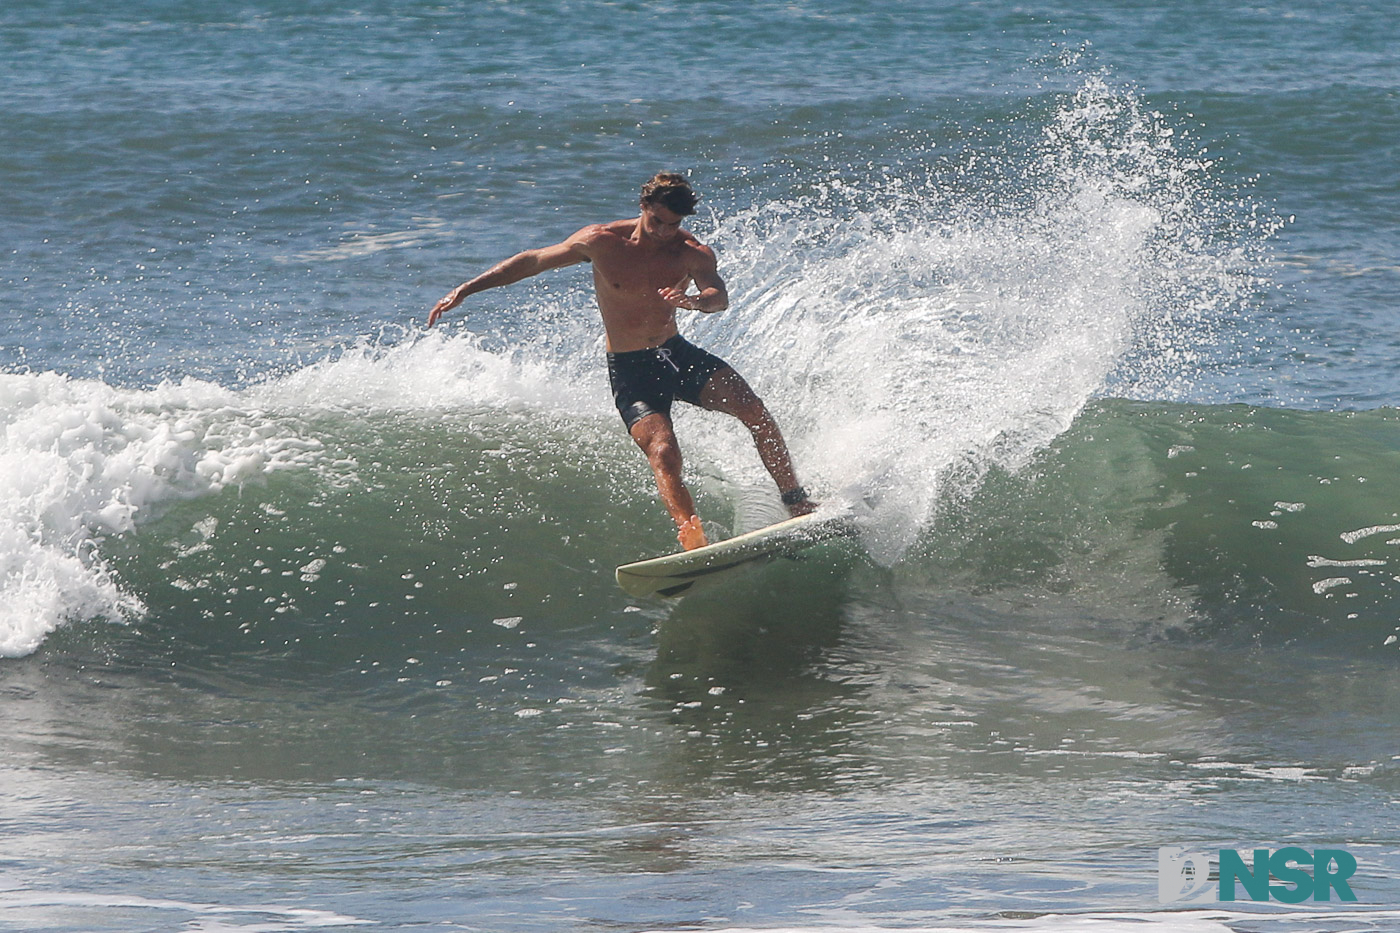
[[427, 288, 465, 327]]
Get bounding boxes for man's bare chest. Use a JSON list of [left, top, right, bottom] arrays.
[[592, 246, 689, 297]]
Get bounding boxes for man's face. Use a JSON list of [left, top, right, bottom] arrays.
[[640, 203, 686, 242]]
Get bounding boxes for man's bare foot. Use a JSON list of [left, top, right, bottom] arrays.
[[677, 515, 709, 550]]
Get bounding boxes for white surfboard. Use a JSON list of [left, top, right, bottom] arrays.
[[615, 511, 856, 599]]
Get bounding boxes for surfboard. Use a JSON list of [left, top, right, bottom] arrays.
[[615, 511, 856, 599]]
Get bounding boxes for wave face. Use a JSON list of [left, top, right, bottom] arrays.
[[9, 358, 1397, 661], [914, 400, 1400, 651]]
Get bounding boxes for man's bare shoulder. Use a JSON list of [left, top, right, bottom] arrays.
[[566, 219, 635, 252], [601, 217, 640, 236], [678, 234, 718, 268]]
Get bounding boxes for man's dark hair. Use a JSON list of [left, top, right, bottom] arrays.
[[640, 172, 700, 216]]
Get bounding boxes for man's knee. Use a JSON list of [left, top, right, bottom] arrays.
[[644, 435, 682, 472], [731, 394, 773, 429], [709, 381, 767, 421], [632, 420, 683, 472]]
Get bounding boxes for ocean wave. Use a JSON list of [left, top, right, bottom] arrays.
[[8, 355, 1398, 664], [2, 76, 1286, 658]]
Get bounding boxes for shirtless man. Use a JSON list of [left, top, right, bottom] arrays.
[[426, 172, 815, 550]]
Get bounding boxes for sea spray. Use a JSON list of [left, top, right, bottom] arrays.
[[689, 76, 1270, 560]]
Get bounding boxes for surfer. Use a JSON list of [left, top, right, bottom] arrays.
[[426, 172, 816, 550]]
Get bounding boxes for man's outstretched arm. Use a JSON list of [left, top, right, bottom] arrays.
[[427, 229, 594, 327]]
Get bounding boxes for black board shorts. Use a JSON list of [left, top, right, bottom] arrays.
[[607, 335, 731, 430]]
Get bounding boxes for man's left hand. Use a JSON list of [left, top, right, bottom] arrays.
[[658, 286, 698, 310]]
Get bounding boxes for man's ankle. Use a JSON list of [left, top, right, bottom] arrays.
[[781, 486, 817, 516]]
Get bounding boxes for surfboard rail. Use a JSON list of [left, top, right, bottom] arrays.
[[614, 511, 855, 599]]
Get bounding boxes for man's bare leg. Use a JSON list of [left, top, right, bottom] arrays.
[[699, 367, 817, 517], [629, 412, 708, 549]]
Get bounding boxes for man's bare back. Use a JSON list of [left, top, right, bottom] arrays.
[[423, 172, 813, 550]]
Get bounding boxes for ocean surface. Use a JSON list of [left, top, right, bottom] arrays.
[[3, 1, 1399, 931]]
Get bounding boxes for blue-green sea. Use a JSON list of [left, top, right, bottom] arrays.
[[3, 2, 1399, 931]]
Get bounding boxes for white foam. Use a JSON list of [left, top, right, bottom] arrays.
[[641, 909, 1400, 933], [0, 323, 621, 656], [289, 217, 450, 262], [640, 912, 1241, 933], [251, 327, 607, 417], [1341, 523, 1400, 545], [0, 890, 370, 927], [0, 371, 326, 657]]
